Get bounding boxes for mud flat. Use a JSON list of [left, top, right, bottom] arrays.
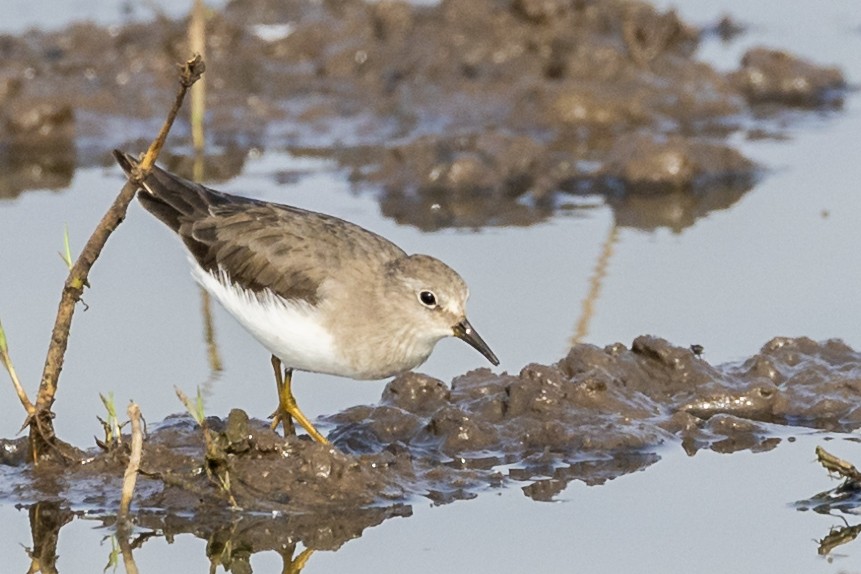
[[4, 336, 861, 525], [0, 0, 845, 231]]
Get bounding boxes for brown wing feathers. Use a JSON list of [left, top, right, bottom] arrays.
[[113, 150, 323, 303]]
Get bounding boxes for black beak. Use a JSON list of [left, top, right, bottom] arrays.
[[453, 318, 499, 366]]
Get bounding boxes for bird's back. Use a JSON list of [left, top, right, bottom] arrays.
[[114, 150, 405, 305]]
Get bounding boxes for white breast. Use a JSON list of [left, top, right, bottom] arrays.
[[191, 262, 357, 377]]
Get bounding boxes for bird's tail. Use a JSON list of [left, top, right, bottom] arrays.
[[112, 149, 236, 233], [112, 149, 139, 181]]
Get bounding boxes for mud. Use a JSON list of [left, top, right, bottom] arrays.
[[0, 0, 846, 231], [4, 336, 861, 538]]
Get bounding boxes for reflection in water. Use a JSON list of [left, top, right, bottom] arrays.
[[18, 499, 413, 573], [372, 150, 757, 231], [200, 287, 224, 377], [189, 48, 224, 388], [112, 505, 408, 573], [795, 446, 861, 556], [113, 521, 148, 574], [571, 223, 619, 345], [191, 142, 225, 388], [205, 523, 315, 574], [0, 91, 76, 199], [156, 149, 248, 185], [817, 522, 861, 557], [24, 501, 75, 574], [606, 179, 753, 233], [797, 481, 861, 557], [0, 144, 76, 200], [188, 0, 207, 159], [152, 506, 409, 566], [518, 452, 661, 501]]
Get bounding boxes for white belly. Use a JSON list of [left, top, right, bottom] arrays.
[[192, 263, 357, 377]]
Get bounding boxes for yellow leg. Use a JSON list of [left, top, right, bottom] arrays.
[[270, 355, 330, 445], [283, 547, 315, 574], [270, 355, 296, 436]]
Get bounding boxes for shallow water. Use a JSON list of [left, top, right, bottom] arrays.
[[2, 0, 861, 572], [0, 433, 853, 572]]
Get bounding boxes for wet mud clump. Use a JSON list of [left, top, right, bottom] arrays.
[[4, 335, 861, 527], [0, 0, 847, 230]]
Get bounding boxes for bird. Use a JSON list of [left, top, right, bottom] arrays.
[[113, 150, 498, 444]]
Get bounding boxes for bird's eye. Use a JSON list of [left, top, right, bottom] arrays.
[[419, 290, 437, 308]]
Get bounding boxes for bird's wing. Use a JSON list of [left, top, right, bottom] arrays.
[[114, 149, 405, 305], [186, 202, 404, 304]]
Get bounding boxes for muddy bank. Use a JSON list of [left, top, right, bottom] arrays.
[[0, 0, 846, 231], [3, 335, 861, 528]]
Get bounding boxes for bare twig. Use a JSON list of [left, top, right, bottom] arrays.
[[119, 402, 143, 518], [137, 55, 206, 174], [117, 534, 140, 574], [29, 55, 205, 459], [816, 445, 861, 481]]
